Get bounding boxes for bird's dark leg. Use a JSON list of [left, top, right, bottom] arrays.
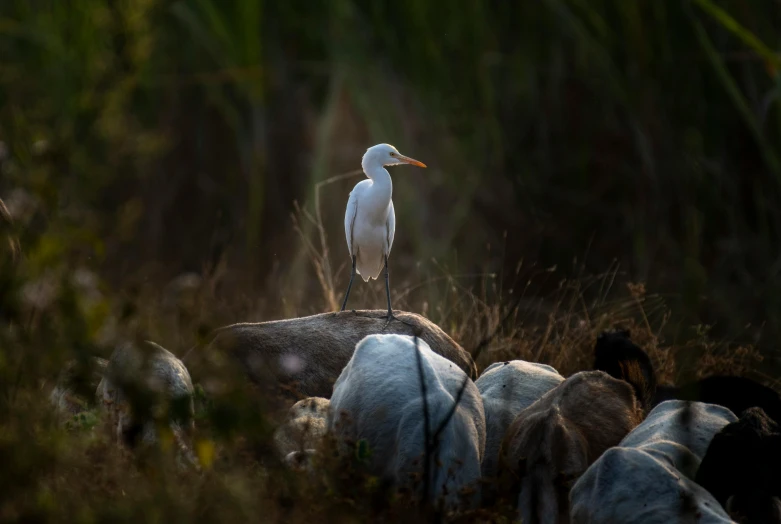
[[340, 255, 356, 312], [381, 255, 414, 330], [384, 254, 394, 322]]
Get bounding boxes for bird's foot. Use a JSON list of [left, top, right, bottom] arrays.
[[383, 310, 415, 330], [382, 311, 397, 330]]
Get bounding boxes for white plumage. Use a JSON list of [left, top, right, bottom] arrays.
[[340, 143, 426, 318], [344, 182, 396, 282]]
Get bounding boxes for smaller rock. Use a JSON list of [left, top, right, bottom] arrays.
[[273, 397, 330, 460]]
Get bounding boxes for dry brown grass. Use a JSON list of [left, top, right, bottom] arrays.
[[290, 183, 759, 390], [1, 188, 768, 523], [7, 274, 761, 523]]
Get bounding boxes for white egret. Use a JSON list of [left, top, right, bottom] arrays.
[[341, 143, 426, 321]]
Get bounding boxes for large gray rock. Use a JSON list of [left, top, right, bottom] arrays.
[[328, 334, 485, 510], [206, 310, 477, 399], [570, 400, 737, 523], [476, 360, 564, 479], [499, 371, 644, 524]]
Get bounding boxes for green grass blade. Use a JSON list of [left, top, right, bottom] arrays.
[[693, 0, 780, 72], [689, 11, 781, 180]]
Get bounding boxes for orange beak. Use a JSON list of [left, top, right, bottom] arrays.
[[396, 154, 427, 168]]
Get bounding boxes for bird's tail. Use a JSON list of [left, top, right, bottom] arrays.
[[355, 258, 381, 282]]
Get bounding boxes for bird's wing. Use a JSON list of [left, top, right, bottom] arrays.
[[344, 189, 359, 255], [386, 200, 396, 255]]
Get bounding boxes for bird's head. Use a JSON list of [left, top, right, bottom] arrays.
[[362, 143, 427, 170]]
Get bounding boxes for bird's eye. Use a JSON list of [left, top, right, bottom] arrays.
[[389, 152, 395, 156]]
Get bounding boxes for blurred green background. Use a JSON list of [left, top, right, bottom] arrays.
[[2, 0, 781, 520], [2, 0, 781, 346]]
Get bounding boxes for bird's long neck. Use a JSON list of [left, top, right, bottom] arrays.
[[362, 162, 393, 202]]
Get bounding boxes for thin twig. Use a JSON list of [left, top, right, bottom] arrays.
[[304, 169, 364, 310], [412, 334, 432, 507], [315, 169, 363, 308], [423, 289, 529, 498]]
